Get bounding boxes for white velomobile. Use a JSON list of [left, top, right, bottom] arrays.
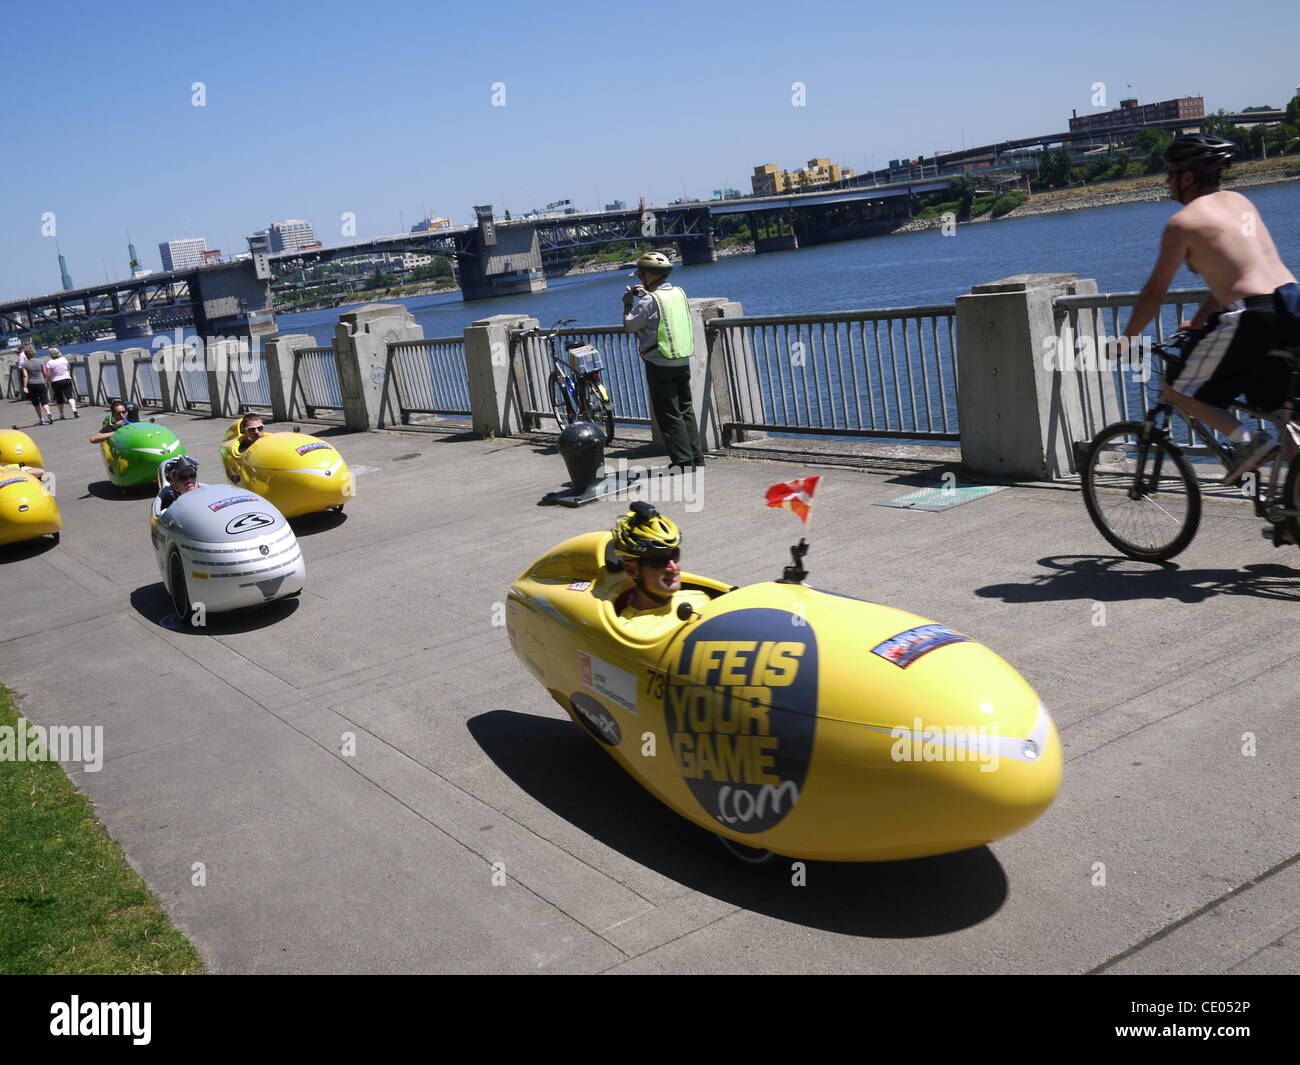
[[149, 470, 306, 624]]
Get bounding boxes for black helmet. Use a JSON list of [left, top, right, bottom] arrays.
[[1163, 134, 1238, 173], [163, 455, 198, 481]]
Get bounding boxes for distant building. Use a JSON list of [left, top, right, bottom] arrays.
[[159, 238, 207, 272], [751, 157, 855, 196], [410, 214, 453, 233], [200, 249, 223, 266], [268, 219, 317, 253], [604, 200, 628, 212], [1069, 96, 1204, 133], [246, 230, 271, 256]]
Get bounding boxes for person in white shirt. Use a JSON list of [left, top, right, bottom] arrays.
[[42, 347, 78, 419]]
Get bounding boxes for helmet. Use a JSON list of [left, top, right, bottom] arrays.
[[611, 501, 681, 558], [1163, 134, 1238, 174], [634, 251, 673, 274], [163, 455, 198, 481]]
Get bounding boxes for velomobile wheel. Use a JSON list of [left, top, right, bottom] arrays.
[[50, 531, 60, 544], [168, 551, 192, 627], [716, 835, 776, 866]]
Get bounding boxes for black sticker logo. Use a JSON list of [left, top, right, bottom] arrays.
[[570, 692, 621, 746], [666, 608, 818, 834], [225, 511, 275, 535]]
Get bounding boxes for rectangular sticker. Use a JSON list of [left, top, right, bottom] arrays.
[[871, 625, 968, 668], [208, 495, 259, 512], [566, 580, 593, 592], [295, 442, 330, 455], [577, 650, 637, 714], [0, 477, 29, 490]]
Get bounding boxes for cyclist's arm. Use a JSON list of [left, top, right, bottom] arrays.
[[1123, 220, 1191, 343], [1184, 293, 1219, 331], [623, 293, 652, 333]]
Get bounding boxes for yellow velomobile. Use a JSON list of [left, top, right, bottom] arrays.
[[219, 419, 353, 518], [0, 466, 60, 546], [0, 428, 46, 470], [507, 532, 1061, 863]]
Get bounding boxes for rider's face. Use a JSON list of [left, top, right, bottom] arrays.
[[635, 552, 681, 597]]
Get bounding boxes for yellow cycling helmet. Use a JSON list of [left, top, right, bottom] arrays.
[[634, 251, 673, 274], [612, 501, 681, 558]]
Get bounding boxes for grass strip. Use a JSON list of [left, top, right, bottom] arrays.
[[0, 686, 204, 974]]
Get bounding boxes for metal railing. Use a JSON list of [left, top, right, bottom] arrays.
[[1052, 288, 1226, 454], [234, 352, 273, 412], [132, 355, 163, 407], [709, 305, 959, 443], [70, 358, 93, 404], [514, 324, 651, 429], [387, 338, 471, 420], [291, 348, 343, 418]]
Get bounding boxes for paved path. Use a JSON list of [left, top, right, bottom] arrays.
[[2, 409, 1296, 973]]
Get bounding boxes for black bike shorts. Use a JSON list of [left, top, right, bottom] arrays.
[[26, 382, 48, 407], [51, 378, 74, 403], [1174, 293, 1291, 411]]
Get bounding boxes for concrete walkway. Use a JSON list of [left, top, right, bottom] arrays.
[[2, 408, 1296, 974]]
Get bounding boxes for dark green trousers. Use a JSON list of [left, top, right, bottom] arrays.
[[643, 360, 702, 465]]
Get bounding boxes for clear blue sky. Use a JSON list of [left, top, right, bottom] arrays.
[[1, 0, 1296, 301]]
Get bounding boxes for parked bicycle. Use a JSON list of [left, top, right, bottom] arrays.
[[1080, 332, 1300, 561], [521, 318, 615, 445]]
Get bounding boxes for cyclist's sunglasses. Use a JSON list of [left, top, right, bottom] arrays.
[[640, 549, 680, 567]]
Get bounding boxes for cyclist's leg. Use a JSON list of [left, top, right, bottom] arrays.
[[672, 364, 703, 463], [645, 362, 693, 465]]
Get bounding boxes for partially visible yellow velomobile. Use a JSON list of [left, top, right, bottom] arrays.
[[219, 420, 353, 518], [507, 532, 1061, 863], [0, 428, 46, 470], [0, 465, 60, 547]]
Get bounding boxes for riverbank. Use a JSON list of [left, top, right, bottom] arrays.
[[893, 158, 1300, 233]]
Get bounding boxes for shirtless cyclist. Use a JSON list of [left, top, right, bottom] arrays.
[[1122, 134, 1300, 492]]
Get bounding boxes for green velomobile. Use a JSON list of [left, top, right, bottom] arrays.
[[100, 421, 186, 488]]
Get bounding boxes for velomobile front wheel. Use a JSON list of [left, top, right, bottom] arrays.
[[716, 835, 775, 866], [168, 551, 192, 627], [1081, 421, 1201, 561]]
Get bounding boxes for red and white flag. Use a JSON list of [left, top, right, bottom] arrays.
[[764, 476, 820, 524]]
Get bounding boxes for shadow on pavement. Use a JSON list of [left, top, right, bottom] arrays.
[[83, 480, 154, 501], [289, 510, 347, 536], [469, 710, 1008, 938], [0, 536, 60, 563], [130, 582, 301, 634], [976, 555, 1300, 605]]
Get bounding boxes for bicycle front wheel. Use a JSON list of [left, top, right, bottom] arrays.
[[1081, 421, 1202, 561], [581, 379, 616, 445], [549, 371, 574, 431]]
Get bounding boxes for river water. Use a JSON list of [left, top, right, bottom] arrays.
[[47, 180, 1300, 365]]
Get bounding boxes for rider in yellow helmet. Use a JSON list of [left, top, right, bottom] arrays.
[[611, 501, 691, 614]]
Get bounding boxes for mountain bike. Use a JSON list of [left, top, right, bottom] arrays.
[[1080, 333, 1300, 561], [521, 318, 615, 445]]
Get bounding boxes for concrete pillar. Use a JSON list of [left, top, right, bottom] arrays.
[[955, 273, 1099, 480], [677, 233, 718, 265], [333, 303, 424, 430], [1, 352, 16, 399], [687, 298, 741, 452], [465, 314, 537, 438], [696, 299, 766, 446], [116, 347, 149, 408], [263, 334, 316, 422]]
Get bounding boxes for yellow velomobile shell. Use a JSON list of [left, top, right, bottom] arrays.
[[219, 420, 353, 518], [508, 532, 1061, 862], [0, 429, 45, 470], [0, 466, 61, 546]]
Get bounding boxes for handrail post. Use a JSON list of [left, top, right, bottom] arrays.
[[333, 303, 423, 430]]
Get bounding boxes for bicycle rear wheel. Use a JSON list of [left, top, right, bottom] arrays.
[[581, 379, 616, 445], [549, 371, 574, 431], [1081, 420, 1202, 561], [1283, 457, 1300, 546]]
